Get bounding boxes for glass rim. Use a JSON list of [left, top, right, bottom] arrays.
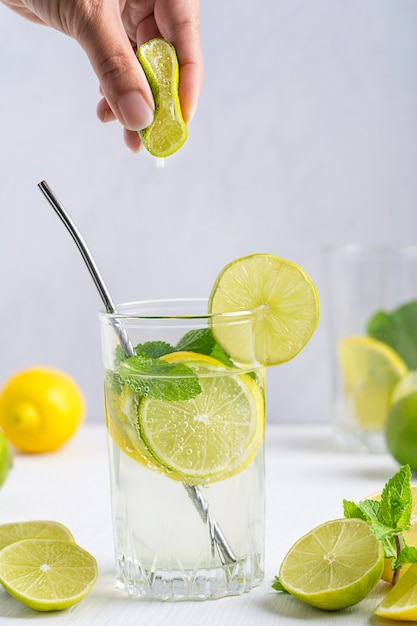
[[98, 297, 267, 322]]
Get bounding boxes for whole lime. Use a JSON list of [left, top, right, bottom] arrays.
[[385, 391, 417, 472], [0, 431, 12, 487]]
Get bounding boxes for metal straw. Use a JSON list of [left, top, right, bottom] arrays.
[[38, 180, 237, 565]]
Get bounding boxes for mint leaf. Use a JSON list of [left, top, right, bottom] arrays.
[[115, 345, 127, 365], [367, 300, 417, 369], [106, 370, 123, 395], [175, 328, 216, 355], [379, 465, 412, 532], [393, 545, 417, 569], [118, 354, 202, 401], [210, 342, 235, 367], [343, 499, 368, 520], [134, 341, 175, 358], [272, 577, 289, 593]]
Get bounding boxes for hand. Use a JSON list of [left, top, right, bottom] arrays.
[[2, 0, 203, 152]]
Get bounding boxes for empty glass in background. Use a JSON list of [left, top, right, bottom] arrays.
[[324, 245, 417, 453], [99, 299, 265, 601]]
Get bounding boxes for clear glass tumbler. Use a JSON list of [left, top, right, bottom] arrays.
[[99, 299, 265, 600], [324, 245, 417, 453]]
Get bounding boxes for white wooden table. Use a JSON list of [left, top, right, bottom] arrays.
[[0, 424, 402, 625]]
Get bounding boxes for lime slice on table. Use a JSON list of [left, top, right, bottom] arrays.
[[208, 253, 319, 366], [137, 38, 187, 157], [138, 352, 264, 484], [0, 520, 74, 551], [278, 518, 384, 611], [375, 563, 417, 621], [0, 539, 98, 611], [338, 336, 408, 429]]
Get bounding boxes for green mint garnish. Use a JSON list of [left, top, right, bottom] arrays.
[[367, 300, 417, 369], [344, 464, 417, 584], [134, 341, 176, 358], [118, 354, 201, 401], [271, 577, 289, 593], [175, 328, 216, 354]]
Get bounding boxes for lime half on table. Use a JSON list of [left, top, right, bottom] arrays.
[[209, 253, 319, 365]]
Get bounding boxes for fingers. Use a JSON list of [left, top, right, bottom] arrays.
[[77, 2, 154, 132]]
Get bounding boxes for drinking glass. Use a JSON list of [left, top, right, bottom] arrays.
[[99, 298, 265, 600], [325, 245, 417, 453]]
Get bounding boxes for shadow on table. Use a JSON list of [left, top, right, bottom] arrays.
[[255, 590, 363, 621]]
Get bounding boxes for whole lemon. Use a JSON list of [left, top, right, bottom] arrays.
[[385, 391, 417, 473], [0, 368, 85, 453]]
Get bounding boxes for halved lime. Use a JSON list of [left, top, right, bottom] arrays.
[[137, 38, 187, 157], [0, 538, 98, 611], [138, 352, 264, 483], [279, 518, 384, 611], [0, 520, 74, 551], [338, 336, 408, 429], [375, 563, 417, 620], [208, 253, 319, 365]]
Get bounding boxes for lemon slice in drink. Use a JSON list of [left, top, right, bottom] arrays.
[[0, 539, 98, 611], [208, 253, 319, 365], [278, 518, 384, 611], [375, 563, 417, 621], [137, 38, 187, 157], [0, 520, 74, 551], [138, 352, 264, 484], [338, 336, 408, 429]]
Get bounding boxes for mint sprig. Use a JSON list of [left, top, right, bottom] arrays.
[[344, 465, 417, 584]]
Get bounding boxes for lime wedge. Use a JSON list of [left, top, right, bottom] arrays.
[[0, 520, 74, 551], [137, 38, 187, 157], [0, 539, 98, 611], [279, 518, 384, 611], [375, 563, 417, 620], [208, 253, 319, 365], [338, 336, 408, 429], [138, 352, 264, 483]]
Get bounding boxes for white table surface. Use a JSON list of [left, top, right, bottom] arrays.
[[0, 424, 404, 625]]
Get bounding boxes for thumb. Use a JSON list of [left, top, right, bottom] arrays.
[[77, 6, 154, 130]]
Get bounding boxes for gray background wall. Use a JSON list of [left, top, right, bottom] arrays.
[[0, 0, 416, 424]]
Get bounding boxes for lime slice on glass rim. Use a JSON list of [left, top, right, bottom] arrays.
[[0, 520, 74, 551], [0, 538, 98, 611], [137, 38, 187, 157], [208, 253, 319, 366], [278, 518, 384, 611], [138, 352, 264, 484]]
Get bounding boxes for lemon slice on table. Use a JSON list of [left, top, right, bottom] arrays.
[[0, 539, 98, 612], [338, 336, 408, 429], [375, 563, 417, 621], [368, 485, 417, 583], [138, 352, 264, 484], [208, 253, 319, 365], [137, 38, 188, 157], [278, 518, 384, 611], [0, 520, 74, 551]]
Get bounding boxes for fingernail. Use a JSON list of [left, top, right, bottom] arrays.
[[118, 91, 154, 130]]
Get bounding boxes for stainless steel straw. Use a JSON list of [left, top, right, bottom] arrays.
[[38, 180, 237, 565]]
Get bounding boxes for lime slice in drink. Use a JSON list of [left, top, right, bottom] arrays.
[[0, 538, 98, 611], [138, 352, 264, 483], [279, 518, 384, 611], [338, 336, 408, 429], [208, 253, 319, 365], [0, 520, 74, 551], [375, 563, 417, 621], [137, 38, 187, 157]]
